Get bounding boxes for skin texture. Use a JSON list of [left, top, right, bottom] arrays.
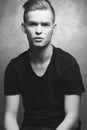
[[56, 95, 80, 130], [4, 95, 20, 130], [23, 10, 56, 49]]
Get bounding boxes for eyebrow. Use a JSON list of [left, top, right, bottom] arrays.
[[27, 21, 38, 25], [27, 21, 51, 26]]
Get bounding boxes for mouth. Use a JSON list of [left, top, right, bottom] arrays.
[[33, 37, 43, 42], [34, 37, 43, 39]]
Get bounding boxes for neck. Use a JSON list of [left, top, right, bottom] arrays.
[[29, 44, 53, 64]]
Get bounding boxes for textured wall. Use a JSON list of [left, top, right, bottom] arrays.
[[0, 0, 87, 129]]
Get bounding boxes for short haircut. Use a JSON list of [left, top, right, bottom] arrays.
[[23, 0, 55, 23]]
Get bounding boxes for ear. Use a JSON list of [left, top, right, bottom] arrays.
[[53, 23, 57, 34], [21, 23, 26, 34], [53, 23, 57, 29]]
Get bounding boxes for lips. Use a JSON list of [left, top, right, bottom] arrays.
[[34, 37, 43, 40], [33, 37, 43, 42]]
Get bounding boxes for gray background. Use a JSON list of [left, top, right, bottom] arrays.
[[0, 0, 87, 129]]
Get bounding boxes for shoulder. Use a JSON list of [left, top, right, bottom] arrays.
[[53, 46, 77, 65], [12, 49, 29, 62], [7, 49, 29, 70], [53, 46, 80, 75], [53, 46, 74, 60]]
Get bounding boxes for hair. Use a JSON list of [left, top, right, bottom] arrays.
[[23, 0, 55, 23]]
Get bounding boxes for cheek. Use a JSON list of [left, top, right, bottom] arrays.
[[26, 28, 35, 36], [26, 29, 34, 41], [46, 29, 53, 38]]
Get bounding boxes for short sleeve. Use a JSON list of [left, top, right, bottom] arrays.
[[62, 58, 85, 95], [4, 61, 21, 95]]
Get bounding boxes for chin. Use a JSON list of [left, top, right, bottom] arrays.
[[36, 43, 49, 48], [30, 40, 50, 49], [32, 42, 46, 47]]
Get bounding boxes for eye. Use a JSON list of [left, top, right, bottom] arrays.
[[41, 23, 50, 27], [28, 22, 37, 26]]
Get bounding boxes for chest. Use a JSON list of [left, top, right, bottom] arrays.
[[18, 54, 64, 109], [20, 55, 63, 98]]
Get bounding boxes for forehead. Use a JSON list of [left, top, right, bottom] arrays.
[[26, 9, 53, 23]]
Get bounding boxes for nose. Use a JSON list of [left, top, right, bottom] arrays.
[[36, 24, 42, 35]]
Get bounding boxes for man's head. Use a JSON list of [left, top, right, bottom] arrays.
[[22, 0, 56, 48], [23, 0, 55, 24]]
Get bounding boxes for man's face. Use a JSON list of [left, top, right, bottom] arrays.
[[24, 9, 55, 48]]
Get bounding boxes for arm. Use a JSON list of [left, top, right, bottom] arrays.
[[56, 95, 80, 130], [4, 95, 20, 130]]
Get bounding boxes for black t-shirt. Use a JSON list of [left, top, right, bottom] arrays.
[[4, 46, 85, 129]]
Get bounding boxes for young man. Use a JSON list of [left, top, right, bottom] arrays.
[[4, 0, 85, 130]]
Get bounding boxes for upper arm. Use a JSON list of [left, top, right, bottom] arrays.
[[4, 95, 20, 130], [64, 95, 80, 117], [5, 95, 20, 117]]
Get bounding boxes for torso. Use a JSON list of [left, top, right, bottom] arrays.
[[4, 46, 84, 128], [21, 47, 65, 128]]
